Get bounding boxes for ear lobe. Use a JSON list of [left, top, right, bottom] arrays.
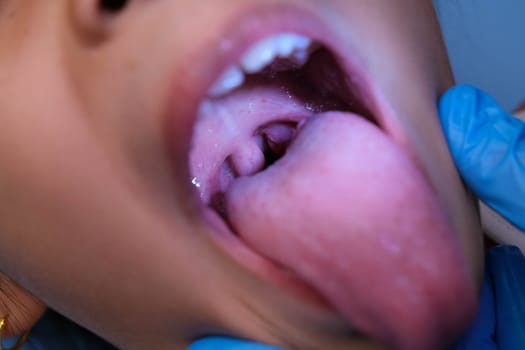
[[0, 273, 46, 339]]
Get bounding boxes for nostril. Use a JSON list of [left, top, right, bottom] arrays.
[[99, 0, 128, 14], [70, 0, 130, 44]]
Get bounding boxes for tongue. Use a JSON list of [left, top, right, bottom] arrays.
[[192, 86, 476, 350]]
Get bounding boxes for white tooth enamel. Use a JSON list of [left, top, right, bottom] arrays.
[[240, 33, 312, 74], [208, 34, 316, 97], [276, 35, 295, 58], [208, 65, 245, 97], [240, 37, 278, 74], [276, 34, 310, 58], [291, 50, 309, 65]]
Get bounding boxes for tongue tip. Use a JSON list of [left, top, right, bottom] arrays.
[[366, 254, 478, 350]]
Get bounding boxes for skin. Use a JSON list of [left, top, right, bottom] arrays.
[[0, 0, 483, 349]]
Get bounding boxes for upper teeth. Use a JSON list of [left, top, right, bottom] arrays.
[[208, 33, 317, 98], [207, 65, 246, 99]]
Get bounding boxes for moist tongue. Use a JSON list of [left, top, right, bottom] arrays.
[[192, 85, 476, 350]]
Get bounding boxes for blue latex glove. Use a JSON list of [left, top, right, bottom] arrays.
[[7, 316, 282, 350], [439, 84, 525, 231], [189, 337, 283, 350], [440, 86, 525, 349], [451, 245, 525, 350]]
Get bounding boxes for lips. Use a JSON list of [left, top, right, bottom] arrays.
[[187, 6, 476, 350]]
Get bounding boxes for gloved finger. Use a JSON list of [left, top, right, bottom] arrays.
[[439, 85, 525, 231], [188, 337, 284, 350], [449, 262, 496, 350], [487, 245, 525, 350]]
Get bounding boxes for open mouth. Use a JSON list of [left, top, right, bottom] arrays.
[[194, 33, 374, 215], [188, 16, 476, 350]]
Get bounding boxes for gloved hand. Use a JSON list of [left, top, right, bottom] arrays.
[[440, 86, 525, 349], [188, 337, 283, 350], [438, 84, 525, 231], [451, 245, 525, 350]]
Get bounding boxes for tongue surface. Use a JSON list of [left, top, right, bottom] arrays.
[[226, 114, 476, 349], [193, 85, 476, 349]]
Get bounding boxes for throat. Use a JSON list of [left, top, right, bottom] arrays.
[[190, 72, 351, 206], [190, 46, 373, 206]]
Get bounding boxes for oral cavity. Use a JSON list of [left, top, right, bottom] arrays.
[[189, 33, 477, 350], [208, 33, 319, 98], [192, 33, 363, 206]]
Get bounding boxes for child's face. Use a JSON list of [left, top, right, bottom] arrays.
[[0, 1, 483, 349]]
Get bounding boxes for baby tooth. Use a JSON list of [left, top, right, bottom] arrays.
[[241, 33, 312, 74], [276, 34, 309, 58], [208, 34, 315, 97], [208, 65, 245, 98], [291, 42, 321, 66], [241, 37, 278, 74], [280, 34, 311, 56], [276, 37, 295, 58]]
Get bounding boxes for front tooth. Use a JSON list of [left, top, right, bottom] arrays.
[[208, 65, 245, 98], [240, 33, 312, 74], [291, 42, 321, 66], [276, 34, 311, 58], [240, 36, 278, 74]]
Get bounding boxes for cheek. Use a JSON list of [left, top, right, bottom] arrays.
[[390, 98, 484, 287]]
